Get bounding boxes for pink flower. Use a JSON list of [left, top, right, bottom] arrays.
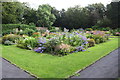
[[116, 32, 120, 34]]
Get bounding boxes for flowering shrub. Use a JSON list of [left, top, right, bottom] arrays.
[[44, 37, 61, 54], [115, 32, 120, 36], [23, 28, 35, 36], [38, 37, 48, 46], [85, 28, 93, 31], [2, 34, 20, 44], [87, 39, 95, 47], [86, 31, 109, 44], [75, 46, 86, 52], [33, 31, 88, 55], [34, 47, 46, 53], [16, 37, 38, 50], [92, 31, 105, 36], [110, 28, 120, 36], [60, 32, 88, 47], [8, 29, 110, 56]]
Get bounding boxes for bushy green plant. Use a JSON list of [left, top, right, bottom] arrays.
[[45, 37, 61, 53], [87, 39, 95, 47], [99, 27, 111, 31], [38, 29, 46, 34], [110, 28, 120, 36], [17, 31, 24, 35], [85, 28, 93, 31], [46, 34, 54, 39], [86, 31, 109, 44], [48, 27, 61, 32], [61, 33, 88, 47], [105, 31, 111, 34], [2, 30, 15, 35], [29, 23, 36, 26], [32, 32, 40, 38], [23, 28, 35, 36], [92, 35, 107, 44], [2, 34, 20, 44], [2, 24, 36, 35], [48, 27, 56, 32], [16, 37, 38, 50], [92, 25, 99, 30]]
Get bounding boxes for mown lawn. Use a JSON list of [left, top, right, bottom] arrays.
[[1, 38, 119, 78]]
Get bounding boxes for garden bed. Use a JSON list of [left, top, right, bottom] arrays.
[[1, 38, 119, 78]]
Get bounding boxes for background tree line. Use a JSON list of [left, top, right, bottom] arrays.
[[2, 1, 120, 29]]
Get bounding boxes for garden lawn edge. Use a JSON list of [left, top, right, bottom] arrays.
[[2, 38, 119, 78], [2, 57, 38, 78], [69, 48, 119, 78]]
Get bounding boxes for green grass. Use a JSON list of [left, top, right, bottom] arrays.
[[1, 38, 119, 78]]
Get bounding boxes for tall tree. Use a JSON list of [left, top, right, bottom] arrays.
[[107, 1, 120, 28], [36, 4, 56, 27], [65, 6, 89, 29], [22, 3, 37, 25], [2, 2, 24, 24], [85, 3, 106, 26], [51, 7, 61, 27]]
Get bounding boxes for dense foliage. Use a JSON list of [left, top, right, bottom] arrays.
[[36, 4, 56, 27], [2, 2, 24, 24], [2, 24, 36, 35], [2, 1, 120, 29]]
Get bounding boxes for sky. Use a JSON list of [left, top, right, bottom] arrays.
[[18, 0, 112, 10]]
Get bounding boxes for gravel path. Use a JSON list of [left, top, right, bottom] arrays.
[[71, 48, 119, 78]]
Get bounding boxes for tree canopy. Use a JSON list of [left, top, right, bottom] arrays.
[[2, 2, 24, 24], [36, 4, 56, 27], [2, 1, 119, 29]]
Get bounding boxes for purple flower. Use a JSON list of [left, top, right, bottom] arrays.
[[39, 44, 42, 46], [75, 51, 78, 52], [80, 31, 83, 33], [75, 32, 79, 35], [82, 41, 88, 45], [82, 50, 86, 52], [34, 49, 40, 52], [34, 47, 46, 53], [81, 36, 87, 41], [38, 38, 47, 44], [75, 46, 86, 52], [79, 28, 84, 31]]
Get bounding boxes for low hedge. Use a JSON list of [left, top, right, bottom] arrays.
[[2, 24, 36, 35]]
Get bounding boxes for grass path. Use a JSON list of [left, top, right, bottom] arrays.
[[1, 38, 119, 78]]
